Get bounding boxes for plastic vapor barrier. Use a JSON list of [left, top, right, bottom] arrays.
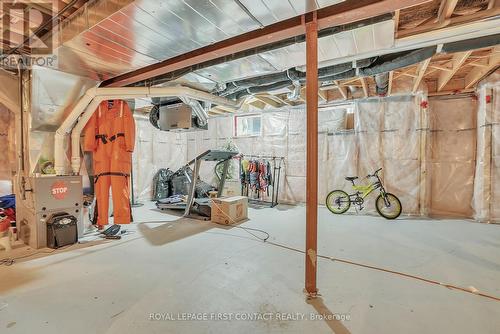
[[0, 105, 15, 196], [428, 97, 477, 218], [134, 75, 499, 222], [355, 96, 421, 215], [473, 75, 500, 223], [132, 118, 188, 201]]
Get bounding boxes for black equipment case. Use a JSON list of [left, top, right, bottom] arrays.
[[46, 212, 78, 249]]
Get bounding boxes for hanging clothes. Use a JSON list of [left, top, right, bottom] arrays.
[[83, 100, 136, 227], [249, 160, 259, 190]]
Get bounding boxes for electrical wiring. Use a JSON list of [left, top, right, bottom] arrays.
[[210, 197, 500, 302]]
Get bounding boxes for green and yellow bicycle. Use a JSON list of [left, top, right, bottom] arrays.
[[326, 168, 402, 219]]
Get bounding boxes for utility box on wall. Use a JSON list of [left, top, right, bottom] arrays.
[[16, 175, 83, 249], [157, 103, 208, 132]]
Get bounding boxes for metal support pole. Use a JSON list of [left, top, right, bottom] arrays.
[[305, 11, 319, 296]]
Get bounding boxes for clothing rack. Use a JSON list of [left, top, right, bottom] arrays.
[[237, 154, 284, 207]]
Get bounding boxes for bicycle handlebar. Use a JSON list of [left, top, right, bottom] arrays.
[[367, 168, 383, 178]]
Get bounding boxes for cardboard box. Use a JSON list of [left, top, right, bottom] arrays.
[[211, 196, 248, 225]]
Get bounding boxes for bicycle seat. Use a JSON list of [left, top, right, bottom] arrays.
[[345, 176, 358, 181]]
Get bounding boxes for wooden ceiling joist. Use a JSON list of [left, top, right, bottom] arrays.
[[438, 0, 459, 23], [318, 89, 328, 102], [334, 80, 348, 99], [437, 50, 472, 91], [398, 4, 500, 38], [413, 58, 431, 92], [248, 100, 267, 110], [360, 77, 369, 98], [254, 95, 284, 108], [394, 9, 400, 31], [209, 108, 227, 115], [215, 105, 237, 113], [429, 63, 452, 72], [388, 71, 394, 96], [464, 47, 500, 89], [394, 68, 418, 80]]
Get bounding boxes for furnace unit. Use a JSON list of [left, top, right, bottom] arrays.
[[16, 175, 84, 249]]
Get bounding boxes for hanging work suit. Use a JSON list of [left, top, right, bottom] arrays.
[[83, 100, 136, 226]]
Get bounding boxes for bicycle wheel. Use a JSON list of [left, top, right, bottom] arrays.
[[375, 193, 402, 219], [326, 190, 351, 214]]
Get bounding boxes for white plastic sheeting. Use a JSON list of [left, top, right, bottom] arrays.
[[355, 96, 422, 215], [427, 97, 477, 218], [473, 78, 500, 223], [0, 105, 15, 196], [132, 86, 499, 222], [187, 107, 348, 204], [132, 117, 188, 201]]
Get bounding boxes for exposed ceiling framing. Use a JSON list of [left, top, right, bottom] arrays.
[[207, 0, 500, 115], [207, 44, 499, 116]]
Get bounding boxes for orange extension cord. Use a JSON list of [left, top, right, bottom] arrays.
[[210, 198, 500, 303], [264, 240, 500, 302]]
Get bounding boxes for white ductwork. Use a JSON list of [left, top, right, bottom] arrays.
[[54, 86, 240, 175], [0, 69, 20, 114], [179, 96, 208, 126]]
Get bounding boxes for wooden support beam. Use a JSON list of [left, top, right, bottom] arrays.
[[413, 58, 431, 92], [438, 0, 459, 23], [305, 11, 318, 297], [437, 51, 472, 91], [360, 77, 369, 97], [249, 100, 266, 110], [399, 5, 500, 38], [216, 105, 237, 113], [335, 80, 348, 99], [318, 88, 328, 102], [300, 86, 307, 101], [388, 71, 394, 96], [467, 62, 490, 69], [427, 88, 475, 96], [393, 67, 419, 80], [464, 47, 500, 89], [395, 71, 418, 79], [274, 94, 295, 106], [429, 64, 452, 72], [394, 9, 400, 31], [209, 108, 227, 115], [253, 95, 283, 108]]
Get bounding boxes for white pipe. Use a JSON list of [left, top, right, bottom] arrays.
[[55, 85, 240, 175]]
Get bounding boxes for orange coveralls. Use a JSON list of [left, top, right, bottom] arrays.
[[83, 100, 135, 226]]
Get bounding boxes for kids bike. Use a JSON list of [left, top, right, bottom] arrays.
[[325, 168, 402, 219]]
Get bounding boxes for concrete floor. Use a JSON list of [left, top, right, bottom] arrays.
[[1, 202, 499, 333]]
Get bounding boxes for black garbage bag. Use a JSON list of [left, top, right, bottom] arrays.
[[170, 166, 215, 198], [152, 168, 173, 200]]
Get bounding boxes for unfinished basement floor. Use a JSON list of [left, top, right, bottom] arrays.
[[1, 203, 500, 334]]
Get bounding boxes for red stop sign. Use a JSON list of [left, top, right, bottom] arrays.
[[51, 181, 68, 200]]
